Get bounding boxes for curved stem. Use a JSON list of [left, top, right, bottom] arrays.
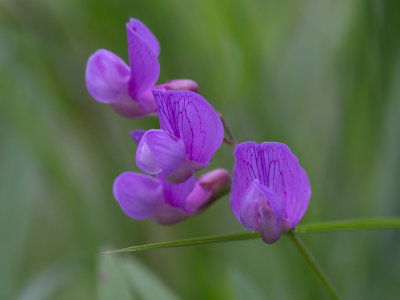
[[219, 113, 237, 147], [288, 231, 341, 299], [104, 217, 400, 254]]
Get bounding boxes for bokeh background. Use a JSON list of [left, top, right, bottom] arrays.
[[1, 0, 400, 299]]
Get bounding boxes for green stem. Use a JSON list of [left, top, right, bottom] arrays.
[[104, 217, 400, 254], [295, 217, 400, 233], [287, 231, 341, 300], [103, 231, 259, 254]]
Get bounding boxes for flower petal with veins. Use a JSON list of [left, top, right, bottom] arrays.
[[152, 90, 224, 166], [231, 142, 311, 243]]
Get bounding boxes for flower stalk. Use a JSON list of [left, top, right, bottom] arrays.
[[219, 113, 237, 147], [287, 231, 341, 300]]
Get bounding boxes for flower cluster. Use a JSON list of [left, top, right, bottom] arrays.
[[85, 18, 198, 118], [86, 18, 311, 243]]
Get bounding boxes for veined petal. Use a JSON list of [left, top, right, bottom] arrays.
[[259, 142, 310, 227], [127, 20, 160, 104], [128, 78, 200, 114], [231, 141, 311, 230], [85, 49, 130, 104], [136, 129, 186, 175], [152, 90, 224, 166], [113, 172, 163, 220], [127, 18, 160, 56]]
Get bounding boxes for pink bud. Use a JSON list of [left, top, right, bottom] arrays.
[[185, 169, 231, 213], [164, 79, 199, 92]]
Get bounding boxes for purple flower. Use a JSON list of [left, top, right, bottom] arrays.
[[85, 18, 198, 118], [135, 90, 224, 183], [230, 142, 311, 243], [113, 169, 231, 225]]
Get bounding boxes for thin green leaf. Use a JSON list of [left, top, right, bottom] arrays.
[[104, 218, 400, 254], [104, 232, 260, 254]]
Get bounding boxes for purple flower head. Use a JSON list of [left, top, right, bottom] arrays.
[[230, 142, 311, 243], [85, 18, 198, 118], [135, 90, 224, 183], [113, 169, 231, 225]]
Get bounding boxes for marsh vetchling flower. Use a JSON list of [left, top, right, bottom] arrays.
[[85, 18, 198, 118], [135, 90, 224, 183], [230, 142, 311, 243], [113, 169, 231, 225]]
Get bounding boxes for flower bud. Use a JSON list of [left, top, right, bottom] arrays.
[[185, 169, 231, 213], [164, 79, 199, 92]]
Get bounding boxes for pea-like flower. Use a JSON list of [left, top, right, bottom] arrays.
[[135, 90, 224, 183], [85, 18, 198, 118], [230, 142, 311, 243], [113, 169, 231, 225]]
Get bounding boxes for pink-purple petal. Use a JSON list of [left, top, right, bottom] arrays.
[[185, 169, 231, 213], [152, 90, 224, 166], [127, 18, 160, 56], [157, 174, 196, 210], [165, 158, 205, 184], [231, 141, 311, 243], [258, 200, 286, 244], [111, 98, 156, 118], [136, 129, 186, 175], [113, 172, 163, 220], [85, 49, 130, 104], [161, 79, 199, 92], [150, 203, 190, 225], [239, 181, 260, 231], [130, 129, 146, 145], [127, 20, 160, 103]]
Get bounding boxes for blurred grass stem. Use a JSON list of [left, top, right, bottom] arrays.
[[288, 231, 341, 299], [104, 217, 400, 254]]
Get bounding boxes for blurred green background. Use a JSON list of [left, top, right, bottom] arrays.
[[1, 0, 400, 299]]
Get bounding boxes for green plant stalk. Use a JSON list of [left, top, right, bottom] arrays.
[[104, 231, 259, 254], [295, 218, 400, 233], [287, 231, 341, 300], [104, 217, 400, 254]]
